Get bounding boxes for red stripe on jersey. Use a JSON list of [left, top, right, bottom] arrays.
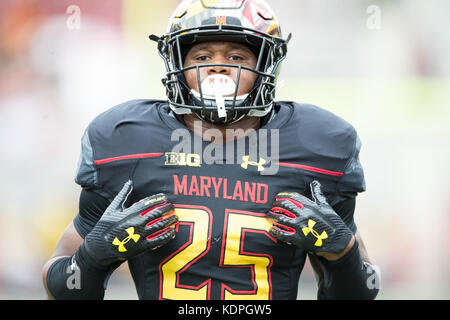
[[278, 162, 344, 177], [94, 153, 163, 165]]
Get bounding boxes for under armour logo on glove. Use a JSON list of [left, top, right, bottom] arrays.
[[82, 181, 179, 267], [266, 181, 353, 255], [302, 219, 328, 247], [112, 227, 141, 252]]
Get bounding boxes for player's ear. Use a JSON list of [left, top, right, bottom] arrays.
[[310, 180, 330, 207]]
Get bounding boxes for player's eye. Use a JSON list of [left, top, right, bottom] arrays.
[[228, 55, 244, 62], [196, 55, 210, 62]]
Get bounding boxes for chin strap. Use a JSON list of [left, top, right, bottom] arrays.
[[193, 109, 247, 125]]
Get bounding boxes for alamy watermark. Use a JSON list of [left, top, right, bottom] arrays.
[[366, 263, 381, 290], [66, 256, 81, 290], [66, 5, 81, 30], [170, 121, 280, 175], [366, 5, 381, 30]]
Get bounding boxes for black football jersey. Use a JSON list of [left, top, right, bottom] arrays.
[[73, 100, 365, 300]]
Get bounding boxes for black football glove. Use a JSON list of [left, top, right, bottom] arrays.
[[80, 180, 178, 267], [267, 180, 353, 255]]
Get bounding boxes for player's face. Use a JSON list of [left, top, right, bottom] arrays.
[[183, 41, 258, 96]]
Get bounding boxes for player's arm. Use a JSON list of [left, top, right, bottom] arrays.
[[42, 181, 178, 300], [308, 194, 373, 282], [267, 181, 380, 300], [42, 222, 84, 299], [308, 228, 378, 300], [308, 230, 374, 287]]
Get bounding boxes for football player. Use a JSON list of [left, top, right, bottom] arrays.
[[43, 0, 379, 300]]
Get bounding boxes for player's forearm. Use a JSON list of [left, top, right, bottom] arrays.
[[43, 256, 70, 299], [44, 247, 113, 300], [316, 240, 379, 300]]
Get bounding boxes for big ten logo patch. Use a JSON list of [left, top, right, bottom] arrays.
[[165, 152, 201, 167]]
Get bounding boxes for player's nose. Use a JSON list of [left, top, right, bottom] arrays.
[[206, 55, 231, 75]]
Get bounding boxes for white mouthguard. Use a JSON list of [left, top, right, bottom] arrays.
[[191, 75, 245, 119]]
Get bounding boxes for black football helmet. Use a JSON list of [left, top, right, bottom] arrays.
[[150, 0, 291, 124]]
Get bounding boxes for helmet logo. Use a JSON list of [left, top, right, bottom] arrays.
[[216, 16, 227, 25]]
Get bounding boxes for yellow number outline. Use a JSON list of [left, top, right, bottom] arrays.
[[159, 206, 275, 300], [159, 205, 212, 300], [220, 209, 275, 300]]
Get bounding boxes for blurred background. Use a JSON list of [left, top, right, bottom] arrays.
[[0, 0, 449, 300]]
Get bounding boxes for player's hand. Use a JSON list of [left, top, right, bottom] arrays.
[[267, 181, 354, 258], [82, 180, 178, 267]]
